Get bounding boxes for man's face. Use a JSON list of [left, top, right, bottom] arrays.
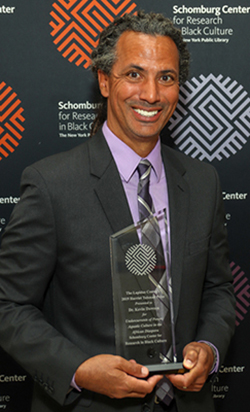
[[98, 31, 180, 155]]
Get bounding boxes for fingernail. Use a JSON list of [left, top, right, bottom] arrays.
[[141, 367, 148, 376], [185, 359, 193, 366]]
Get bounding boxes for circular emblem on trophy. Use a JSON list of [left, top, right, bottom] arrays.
[[125, 244, 157, 276]]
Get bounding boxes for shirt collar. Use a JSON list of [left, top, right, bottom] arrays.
[[102, 121, 162, 183]]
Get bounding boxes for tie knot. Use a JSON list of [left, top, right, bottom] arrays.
[[137, 159, 152, 180]]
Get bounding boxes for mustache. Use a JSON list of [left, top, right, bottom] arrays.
[[128, 101, 164, 110]]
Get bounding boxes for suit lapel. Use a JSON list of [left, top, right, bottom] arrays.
[[162, 146, 190, 322], [88, 130, 133, 234]]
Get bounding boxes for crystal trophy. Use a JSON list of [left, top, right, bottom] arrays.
[[110, 211, 184, 374]]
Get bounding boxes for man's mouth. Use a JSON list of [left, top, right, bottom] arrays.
[[133, 108, 159, 118]]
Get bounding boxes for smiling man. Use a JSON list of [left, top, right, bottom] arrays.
[[97, 31, 180, 157], [0, 11, 235, 412]]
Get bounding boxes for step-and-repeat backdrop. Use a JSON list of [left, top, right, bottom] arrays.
[[1, 0, 249, 410]]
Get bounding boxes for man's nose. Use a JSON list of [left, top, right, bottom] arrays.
[[139, 78, 160, 104]]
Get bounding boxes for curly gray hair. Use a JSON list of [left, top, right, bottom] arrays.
[[90, 10, 190, 136]]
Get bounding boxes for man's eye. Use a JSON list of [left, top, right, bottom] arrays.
[[160, 74, 177, 85], [161, 75, 172, 82], [128, 72, 140, 79]]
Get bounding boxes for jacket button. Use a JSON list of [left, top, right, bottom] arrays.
[[142, 403, 151, 412], [49, 386, 54, 393]]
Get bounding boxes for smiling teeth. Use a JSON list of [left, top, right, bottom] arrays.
[[134, 108, 158, 117]]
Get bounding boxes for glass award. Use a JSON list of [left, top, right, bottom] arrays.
[[110, 210, 184, 374]]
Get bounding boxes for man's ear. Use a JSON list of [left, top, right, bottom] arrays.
[[98, 70, 110, 98]]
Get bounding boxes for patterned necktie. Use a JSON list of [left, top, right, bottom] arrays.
[[137, 159, 174, 406], [137, 159, 153, 220]]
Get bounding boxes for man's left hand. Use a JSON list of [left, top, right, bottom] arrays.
[[167, 342, 214, 392]]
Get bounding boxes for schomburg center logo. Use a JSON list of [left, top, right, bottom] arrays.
[[169, 74, 250, 161], [49, 0, 137, 69], [0, 82, 25, 161]]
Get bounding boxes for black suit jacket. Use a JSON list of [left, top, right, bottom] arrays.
[[0, 130, 235, 412]]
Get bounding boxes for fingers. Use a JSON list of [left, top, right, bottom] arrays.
[[120, 374, 163, 398], [118, 358, 163, 396], [124, 358, 149, 378], [75, 354, 162, 399], [183, 347, 199, 370], [167, 342, 215, 392], [167, 369, 205, 392]]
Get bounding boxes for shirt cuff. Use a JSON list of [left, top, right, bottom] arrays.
[[198, 341, 219, 374], [71, 374, 82, 392]]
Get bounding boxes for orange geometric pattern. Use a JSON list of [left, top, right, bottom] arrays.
[[0, 82, 25, 161], [50, 0, 137, 69]]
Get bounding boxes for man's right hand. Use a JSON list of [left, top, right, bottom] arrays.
[[75, 354, 162, 399]]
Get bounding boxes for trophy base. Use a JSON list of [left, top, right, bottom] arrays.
[[146, 362, 186, 375]]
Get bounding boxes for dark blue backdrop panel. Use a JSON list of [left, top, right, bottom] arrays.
[[0, 1, 249, 410]]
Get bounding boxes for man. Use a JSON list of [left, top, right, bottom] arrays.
[[0, 11, 235, 412]]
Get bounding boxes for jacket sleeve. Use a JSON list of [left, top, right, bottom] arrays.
[[194, 167, 236, 363], [0, 166, 86, 406]]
